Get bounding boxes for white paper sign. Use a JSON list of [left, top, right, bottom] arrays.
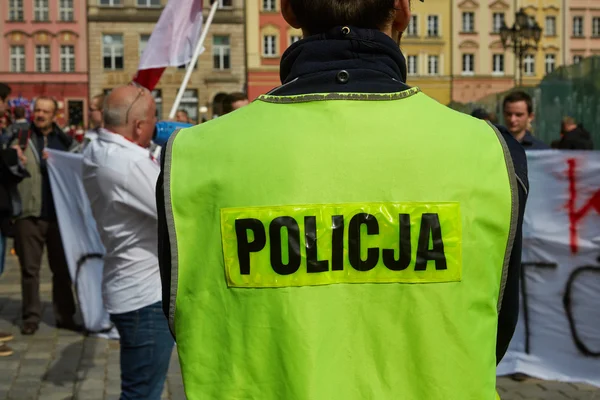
[[46, 149, 116, 337], [498, 150, 600, 387]]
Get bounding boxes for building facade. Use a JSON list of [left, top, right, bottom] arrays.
[[0, 0, 89, 127], [518, 0, 564, 85], [402, 0, 453, 104], [566, 0, 600, 64], [246, 0, 300, 100], [452, 0, 517, 103], [88, 0, 245, 121]]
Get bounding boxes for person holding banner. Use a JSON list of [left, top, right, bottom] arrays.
[[157, 0, 529, 399], [10, 96, 79, 336], [83, 85, 173, 400]]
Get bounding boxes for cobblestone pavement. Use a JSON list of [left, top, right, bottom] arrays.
[[0, 251, 598, 399]]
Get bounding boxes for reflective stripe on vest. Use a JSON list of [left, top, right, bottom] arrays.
[[165, 88, 519, 400]]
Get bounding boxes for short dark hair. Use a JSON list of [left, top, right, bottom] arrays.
[[13, 106, 26, 119], [0, 83, 11, 102], [35, 96, 58, 115], [176, 109, 189, 116], [222, 92, 248, 115], [503, 91, 533, 115], [290, 0, 395, 36]]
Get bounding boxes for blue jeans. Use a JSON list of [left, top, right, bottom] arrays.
[[110, 301, 174, 400]]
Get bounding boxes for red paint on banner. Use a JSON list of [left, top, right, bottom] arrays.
[[567, 158, 600, 254]]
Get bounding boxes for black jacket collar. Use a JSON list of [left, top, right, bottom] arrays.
[[272, 27, 410, 96]]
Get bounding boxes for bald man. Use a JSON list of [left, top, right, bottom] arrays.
[[82, 85, 173, 400]]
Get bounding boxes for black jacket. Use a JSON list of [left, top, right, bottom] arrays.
[[156, 27, 528, 364], [555, 125, 594, 150]]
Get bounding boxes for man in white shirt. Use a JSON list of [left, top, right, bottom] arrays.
[[83, 85, 173, 400]]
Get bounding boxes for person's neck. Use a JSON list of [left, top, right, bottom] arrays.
[[106, 126, 142, 147], [513, 130, 527, 142], [39, 126, 53, 136], [16, 118, 26, 123]]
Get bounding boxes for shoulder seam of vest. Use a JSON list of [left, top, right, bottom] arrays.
[[164, 128, 185, 338], [257, 87, 421, 104]]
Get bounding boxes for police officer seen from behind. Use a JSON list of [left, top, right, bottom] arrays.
[[157, 0, 528, 398]]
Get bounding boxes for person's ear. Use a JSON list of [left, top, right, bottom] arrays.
[[392, 0, 411, 34], [281, 0, 301, 29]]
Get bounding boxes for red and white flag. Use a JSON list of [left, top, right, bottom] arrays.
[[133, 0, 204, 90]]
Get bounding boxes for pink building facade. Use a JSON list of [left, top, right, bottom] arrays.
[[567, 0, 600, 64], [0, 0, 88, 127]]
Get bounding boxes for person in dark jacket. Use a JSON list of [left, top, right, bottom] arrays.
[[554, 117, 594, 150], [10, 96, 79, 336], [503, 91, 549, 150], [0, 82, 24, 356]]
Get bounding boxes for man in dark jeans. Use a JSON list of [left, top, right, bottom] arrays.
[[10, 97, 78, 335]]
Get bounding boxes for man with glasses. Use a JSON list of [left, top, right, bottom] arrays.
[[83, 85, 173, 400], [83, 94, 105, 149]]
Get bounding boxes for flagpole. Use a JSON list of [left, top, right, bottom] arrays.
[[168, 0, 219, 119]]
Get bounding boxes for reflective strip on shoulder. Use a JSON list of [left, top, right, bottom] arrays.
[[257, 88, 421, 104], [221, 202, 462, 288], [163, 128, 184, 336], [488, 121, 520, 312]]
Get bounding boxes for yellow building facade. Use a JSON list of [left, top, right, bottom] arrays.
[[517, 0, 564, 86], [401, 0, 452, 104]]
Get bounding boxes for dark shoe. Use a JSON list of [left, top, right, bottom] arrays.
[[21, 322, 38, 335], [56, 321, 84, 333], [0, 332, 14, 342], [0, 344, 13, 357], [511, 373, 529, 382]]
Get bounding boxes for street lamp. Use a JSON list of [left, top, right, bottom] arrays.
[[500, 8, 543, 87]]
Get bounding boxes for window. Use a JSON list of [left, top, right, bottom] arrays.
[[545, 54, 556, 74], [492, 54, 504, 75], [9, 0, 24, 21], [427, 15, 439, 37], [573, 55, 583, 64], [407, 55, 418, 76], [593, 17, 600, 37], [263, 35, 277, 57], [137, 0, 160, 7], [152, 90, 162, 119], [139, 34, 150, 58], [102, 34, 124, 70], [493, 13, 505, 33], [524, 54, 535, 76], [462, 12, 475, 33], [35, 45, 51, 72], [407, 15, 418, 36], [218, 0, 232, 8], [60, 45, 75, 72], [462, 54, 474, 75], [545, 16, 556, 36], [99, 0, 122, 6], [10, 46, 25, 73], [179, 89, 198, 122], [263, 0, 275, 11], [213, 35, 231, 70], [573, 17, 584, 37], [59, 0, 73, 21], [428, 55, 439, 75], [34, 0, 49, 21], [290, 35, 301, 45]]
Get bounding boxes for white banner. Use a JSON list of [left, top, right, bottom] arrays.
[[498, 150, 600, 386], [46, 149, 116, 337]]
